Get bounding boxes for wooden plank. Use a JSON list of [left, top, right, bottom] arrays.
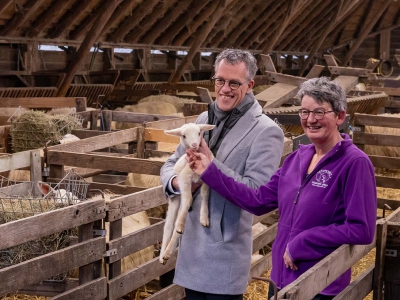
[[329, 66, 371, 77], [51, 277, 107, 300], [250, 252, 272, 278], [71, 129, 109, 139], [0, 237, 105, 297], [386, 207, 400, 222], [324, 54, 338, 66], [259, 54, 277, 73], [0, 182, 32, 196], [107, 186, 166, 221], [145, 128, 180, 144], [334, 265, 374, 300], [333, 76, 359, 93], [384, 99, 400, 108], [47, 128, 137, 152], [252, 223, 278, 252], [108, 254, 177, 300], [353, 132, 400, 147], [0, 150, 38, 172], [368, 155, 400, 170], [47, 152, 164, 175], [378, 198, 400, 210], [0, 97, 85, 108], [277, 241, 376, 299], [306, 65, 325, 79], [265, 71, 307, 86], [253, 209, 278, 225], [88, 182, 145, 194], [354, 113, 400, 128], [18, 279, 78, 297], [375, 175, 400, 189], [145, 283, 185, 300], [367, 86, 400, 97], [258, 83, 298, 109], [372, 219, 387, 300], [197, 87, 214, 104], [107, 220, 164, 263], [0, 199, 106, 250], [145, 116, 198, 130]]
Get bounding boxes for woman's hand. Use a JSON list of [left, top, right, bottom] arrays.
[[186, 137, 213, 176], [283, 250, 298, 271]]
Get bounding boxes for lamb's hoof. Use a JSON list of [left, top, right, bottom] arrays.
[[201, 218, 210, 227], [176, 229, 184, 234], [160, 256, 168, 265]]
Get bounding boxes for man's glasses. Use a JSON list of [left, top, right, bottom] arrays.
[[211, 77, 248, 90], [298, 109, 334, 120]]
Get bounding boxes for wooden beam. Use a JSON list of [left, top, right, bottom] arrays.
[[380, 29, 391, 61], [217, 0, 272, 49], [170, 0, 227, 83], [342, 0, 392, 66], [110, 0, 158, 43], [157, 0, 209, 46], [124, 0, 175, 44], [69, 0, 108, 41], [47, 0, 96, 39], [172, 1, 219, 46], [277, 0, 328, 51], [0, 0, 46, 36], [298, 1, 343, 76], [27, 0, 75, 38], [141, 0, 192, 45], [0, 0, 13, 16], [262, 0, 309, 53], [57, 0, 122, 97]]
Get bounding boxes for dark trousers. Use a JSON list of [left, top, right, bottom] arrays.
[[267, 283, 334, 300], [185, 288, 243, 300]]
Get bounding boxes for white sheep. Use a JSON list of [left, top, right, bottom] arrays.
[[38, 181, 80, 205], [159, 123, 214, 264]]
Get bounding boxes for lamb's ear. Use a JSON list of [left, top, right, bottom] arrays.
[[37, 182, 53, 196], [164, 128, 182, 137], [198, 124, 215, 132]]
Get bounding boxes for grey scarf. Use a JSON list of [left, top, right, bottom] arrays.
[[207, 92, 255, 155]]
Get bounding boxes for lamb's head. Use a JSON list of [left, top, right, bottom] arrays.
[[37, 182, 80, 205], [164, 123, 215, 150]]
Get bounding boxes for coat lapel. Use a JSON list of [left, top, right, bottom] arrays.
[[216, 102, 261, 163]]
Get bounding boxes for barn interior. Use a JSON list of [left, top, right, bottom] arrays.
[[1, 1, 400, 300]]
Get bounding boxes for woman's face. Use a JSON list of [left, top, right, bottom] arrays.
[[300, 95, 344, 145]]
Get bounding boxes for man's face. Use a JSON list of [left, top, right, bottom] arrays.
[[214, 60, 254, 111]]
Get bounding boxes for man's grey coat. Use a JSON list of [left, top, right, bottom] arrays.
[[160, 99, 284, 295]]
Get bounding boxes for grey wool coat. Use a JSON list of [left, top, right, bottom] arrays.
[[160, 98, 284, 295]]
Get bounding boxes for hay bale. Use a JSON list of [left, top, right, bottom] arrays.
[[138, 95, 196, 112], [10, 110, 82, 152]]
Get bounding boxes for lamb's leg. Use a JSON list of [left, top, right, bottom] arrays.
[[175, 176, 193, 234], [200, 183, 210, 227], [161, 229, 181, 264], [159, 196, 180, 264]]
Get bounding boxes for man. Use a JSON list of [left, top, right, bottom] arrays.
[[160, 49, 284, 300]]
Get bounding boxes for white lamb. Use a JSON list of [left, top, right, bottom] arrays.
[[159, 123, 214, 264]]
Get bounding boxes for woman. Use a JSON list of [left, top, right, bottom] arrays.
[[187, 77, 377, 299]]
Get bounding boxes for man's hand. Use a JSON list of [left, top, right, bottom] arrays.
[[172, 176, 202, 193], [186, 137, 213, 176]]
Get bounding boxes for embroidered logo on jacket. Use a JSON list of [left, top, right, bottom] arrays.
[[312, 170, 332, 188]]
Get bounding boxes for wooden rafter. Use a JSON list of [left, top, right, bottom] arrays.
[[99, 0, 141, 38], [26, 0, 75, 38], [110, 0, 158, 43], [170, 0, 227, 83], [141, 0, 192, 45], [216, 0, 271, 49], [47, 0, 95, 39], [69, 0, 108, 41], [239, 2, 284, 50], [0, 0, 13, 16], [279, 0, 333, 52], [342, 0, 393, 66], [202, 0, 246, 47], [57, 0, 123, 97], [157, 0, 209, 46], [172, 1, 219, 46], [125, 0, 177, 44], [298, 1, 343, 76], [275, 0, 323, 51], [0, 0, 46, 37], [295, 2, 339, 51], [262, 0, 311, 53]]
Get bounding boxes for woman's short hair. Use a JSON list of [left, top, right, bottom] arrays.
[[214, 49, 257, 81], [297, 77, 347, 113]]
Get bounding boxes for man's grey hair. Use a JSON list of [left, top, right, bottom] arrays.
[[297, 77, 347, 113], [214, 49, 257, 81]]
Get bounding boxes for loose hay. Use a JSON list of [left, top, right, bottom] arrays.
[[10, 110, 82, 152]]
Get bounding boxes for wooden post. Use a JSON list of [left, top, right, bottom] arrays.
[[342, 0, 392, 66], [373, 218, 387, 300], [57, 0, 122, 97], [380, 29, 391, 61], [170, 0, 227, 83]]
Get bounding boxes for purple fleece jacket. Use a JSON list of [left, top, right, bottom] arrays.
[[201, 134, 376, 296]]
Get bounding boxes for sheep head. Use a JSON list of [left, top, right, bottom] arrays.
[[164, 123, 214, 150]]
